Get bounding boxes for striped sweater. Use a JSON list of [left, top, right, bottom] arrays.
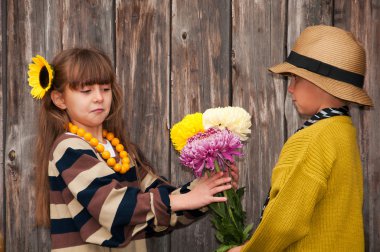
[[242, 116, 364, 251], [49, 133, 206, 252]]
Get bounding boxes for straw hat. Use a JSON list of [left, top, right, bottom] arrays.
[[269, 25, 373, 106]]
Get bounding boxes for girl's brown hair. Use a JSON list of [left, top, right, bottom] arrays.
[[35, 48, 155, 227]]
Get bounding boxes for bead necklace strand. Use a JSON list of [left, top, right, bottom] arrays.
[[68, 123, 131, 174]]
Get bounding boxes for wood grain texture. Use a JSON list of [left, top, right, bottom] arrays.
[[115, 1, 171, 251], [5, 0, 48, 251], [334, 1, 380, 250], [362, 1, 380, 248], [333, 0, 362, 126], [36, 1, 64, 250], [45, 0, 63, 58], [1, 0, 380, 251], [0, 0, 5, 251], [62, 0, 114, 59], [286, 0, 333, 135], [171, 0, 230, 251], [232, 0, 286, 230]]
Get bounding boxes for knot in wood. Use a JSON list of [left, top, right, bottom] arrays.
[[8, 150, 16, 161], [182, 32, 188, 40]]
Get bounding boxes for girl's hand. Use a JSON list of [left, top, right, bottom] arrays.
[[228, 245, 243, 252], [169, 172, 231, 211], [228, 163, 239, 190]]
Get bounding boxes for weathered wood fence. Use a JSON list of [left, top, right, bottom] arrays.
[[1, 0, 379, 251]]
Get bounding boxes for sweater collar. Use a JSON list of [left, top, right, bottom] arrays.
[[296, 106, 350, 133]]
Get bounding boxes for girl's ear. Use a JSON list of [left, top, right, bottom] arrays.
[[51, 90, 67, 110]]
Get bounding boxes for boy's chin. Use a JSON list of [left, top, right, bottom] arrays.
[[294, 106, 314, 118]]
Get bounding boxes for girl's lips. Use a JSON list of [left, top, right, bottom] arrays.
[[92, 108, 104, 113]]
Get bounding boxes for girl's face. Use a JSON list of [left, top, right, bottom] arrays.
[[287, 75, 330, 116], [59, 84, 112, 132]]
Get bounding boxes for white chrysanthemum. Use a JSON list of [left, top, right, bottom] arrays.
[[203, 106, 251, 141]]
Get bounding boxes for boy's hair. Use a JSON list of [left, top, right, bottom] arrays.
[[35, 48, 155, 227]]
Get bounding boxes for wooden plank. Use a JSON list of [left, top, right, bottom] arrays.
[[335, 1, 380, 251], [0, 0, 5, 250], [34, 1, 64, 251], [5, 0, 49, 251], [45, 0, 63, 57], [286, 0, 333, 135], [171, 0, 230, 251], [232, 0, 286, 230], [62, 0, 114, 60], [362, 1, 380, 249], [334, 1, 377, 251], [115, 1, 171, 251], [333, 0, 362, 135]]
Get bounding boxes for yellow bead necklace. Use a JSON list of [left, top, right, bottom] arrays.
[[68, 123, 131, 174]]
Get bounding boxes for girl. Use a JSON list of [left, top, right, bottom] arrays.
[[31, 48, 237, 251]]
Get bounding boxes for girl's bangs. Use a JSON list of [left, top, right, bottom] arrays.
[[66, 51, 115, 89]]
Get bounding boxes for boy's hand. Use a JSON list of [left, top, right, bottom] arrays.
[[228, 245, 243, 252], [228, 163, 239, 189]]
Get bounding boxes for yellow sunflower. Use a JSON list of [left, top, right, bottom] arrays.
[[28, 55, 54, 99], [170, 113, 205, 152]]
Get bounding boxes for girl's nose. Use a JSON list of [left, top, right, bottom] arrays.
[[93, 87, 104, 102]]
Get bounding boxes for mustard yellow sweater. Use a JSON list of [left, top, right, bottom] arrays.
[[242, 116, 364, 252]]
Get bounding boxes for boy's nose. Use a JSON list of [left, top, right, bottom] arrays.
[[288, 79, 295, 94]]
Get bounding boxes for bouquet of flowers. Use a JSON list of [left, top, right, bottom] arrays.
[[170, 106, 253, 252]]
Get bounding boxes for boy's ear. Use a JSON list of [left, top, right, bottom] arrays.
[[50, 90, 67, 110]]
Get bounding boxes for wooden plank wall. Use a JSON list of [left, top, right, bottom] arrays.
[[1, 0, 5, 251], [171, 1, 231, 251], [1, 0, 379, 251], [333, 1, 380, 251], [115, 1, 171, 251], [232, 0, 287, 228]]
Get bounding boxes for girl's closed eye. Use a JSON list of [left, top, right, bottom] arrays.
[[79, 85, 92, 93], [101, 84, 111, 91], [80, 88, 92, 94]]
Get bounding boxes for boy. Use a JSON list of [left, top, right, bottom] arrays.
[[230, 25, 372, 251]]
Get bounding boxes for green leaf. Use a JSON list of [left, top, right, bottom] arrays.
[[209, 203, 225, 218], [215, 245, 236, 252], [215, 231, 224, 243], [208, 186, 250, 247], [243, 223, 254, 235], [243, 223, 254, 241]]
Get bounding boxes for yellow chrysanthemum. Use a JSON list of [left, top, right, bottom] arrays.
[[28, 55, 54, 99], [170, 113, 205, 152], [203, 106, 251, 141]]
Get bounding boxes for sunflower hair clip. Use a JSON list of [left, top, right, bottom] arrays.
[[28, 55, 54, 99]]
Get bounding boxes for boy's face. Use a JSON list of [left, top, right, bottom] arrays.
[[287, 75, 338, 116]]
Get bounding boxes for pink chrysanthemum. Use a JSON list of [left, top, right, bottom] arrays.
[[179, 128, 243, 177]]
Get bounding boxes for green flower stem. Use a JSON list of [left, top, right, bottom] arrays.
[[206, 170, 224, 216], [213, 160, 239, 231]]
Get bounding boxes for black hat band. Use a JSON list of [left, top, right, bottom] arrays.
[[286, 51, 364, 88]]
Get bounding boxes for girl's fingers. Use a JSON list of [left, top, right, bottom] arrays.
[[206, 171, 224, 183], [211, 196, 227, 203], [211, 184, 232, 195], [199, 174, 208, 182], [211, 177, 231, 188]]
